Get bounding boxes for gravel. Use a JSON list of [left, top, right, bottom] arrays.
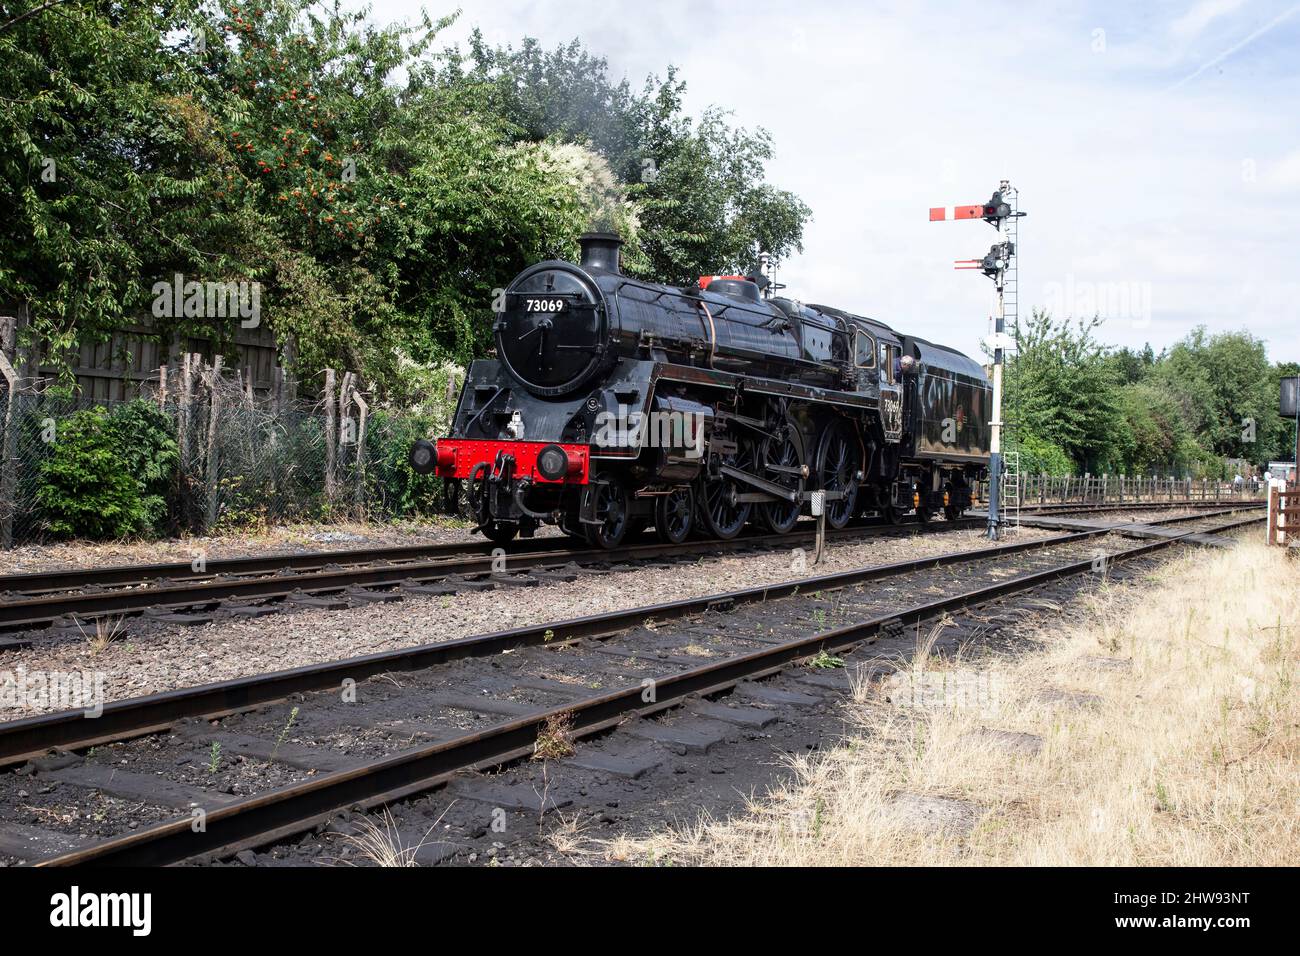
[[0, 517, 542, 576], [0, 526, 1058, 715]]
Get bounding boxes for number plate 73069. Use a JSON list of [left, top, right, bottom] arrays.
[[521, 297, 569, 313]]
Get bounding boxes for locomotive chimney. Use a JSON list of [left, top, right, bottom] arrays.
[[579, 232, 623, 274]]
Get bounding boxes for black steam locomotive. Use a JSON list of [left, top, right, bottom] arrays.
[[410, 233, 991, 547]]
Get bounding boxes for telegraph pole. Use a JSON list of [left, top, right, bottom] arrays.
[[931, 181, 1025, 539]]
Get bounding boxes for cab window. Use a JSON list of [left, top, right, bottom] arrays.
[[880, 343, 897, 384], [855, 330, 875, 368]]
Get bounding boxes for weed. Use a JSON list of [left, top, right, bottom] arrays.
[[272, 706, 300, 758], [533, 711, 576, 761], [808, 649, 845, 669]]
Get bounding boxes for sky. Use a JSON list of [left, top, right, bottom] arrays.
[[375, 0, 1299, 365]]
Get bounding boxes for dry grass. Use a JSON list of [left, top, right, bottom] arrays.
[[604, 541, 1298, 866], [78, 615, 128, 656], [341, 810, 430, 867], [533, 711, 577, 761], [338, 806, 452, 867]]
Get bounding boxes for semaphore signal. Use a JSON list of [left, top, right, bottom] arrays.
[[931, 180, 1026, 540]]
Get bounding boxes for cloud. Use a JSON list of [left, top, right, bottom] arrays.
[[1162, 2, 1300, 91], [395, 0, 1299, 363], [1171, 0, 1248, 39]]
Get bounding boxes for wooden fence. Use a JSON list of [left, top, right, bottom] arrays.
[[0, 303, 284, 402], [1267, 485, 1299, 547]]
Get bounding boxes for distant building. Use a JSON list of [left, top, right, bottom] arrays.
[[1266, 460, 1296, 484]]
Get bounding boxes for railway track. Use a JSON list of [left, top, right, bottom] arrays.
[[0, 518, 985, 634], [0, 500, 1259, 636], [0, 508, 1263, 866]]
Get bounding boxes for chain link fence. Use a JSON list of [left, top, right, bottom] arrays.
[[0, 378, 456, 548]]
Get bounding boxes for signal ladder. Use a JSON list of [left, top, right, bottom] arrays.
[[1002, 185, 1020, 333], [996, 186, 1020, 533], [1000, 449, 1022, 534]]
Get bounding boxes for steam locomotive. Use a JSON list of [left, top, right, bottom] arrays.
[[410, 233, 991, 547]]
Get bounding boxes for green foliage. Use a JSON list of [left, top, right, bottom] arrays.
[[3, 5, 808, 392], [446, 36, 811, 283], [1005, 314, 1291, 477], [1010, 433, 1075, 476], [363, 411, 443, 518], [630, 72, 811, 282], [0, 0, 248, 371], [1149, 328, 1284, 463], [1003, 311, 1123, 472], [34, 401, 179, 539]]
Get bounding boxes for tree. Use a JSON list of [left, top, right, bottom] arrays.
[[1104, 344, 1155, 386], [1151, 328, 1281, 465], [194, 1, 589, 372], [1, 1, 595, 386], [1272, 360, 1299, 466], [4, 5, 811, 389], [443, 38, 812, 283], [1004, 310, 1123, 472], [630, 70, 810, 282], [0, 0, 252, 367], [1114, 381, 1208, 475]]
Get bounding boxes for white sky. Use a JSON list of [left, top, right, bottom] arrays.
[[373, 0, 1300, 364]]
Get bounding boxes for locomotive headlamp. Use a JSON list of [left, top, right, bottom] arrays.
[[536, 444, 570, 481], [410, 439, 436, 475]]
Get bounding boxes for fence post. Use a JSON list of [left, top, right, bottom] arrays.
[[324, 368, 337, 502], [352, 387, 369, 515], [179, 352, 192, 473], [177, 353, 195, 527], [0, 313, 20, 549], [282, 336, 299, 406], [203, 357, 224, 530], [1267, 485, 1277, 546], [339, 370, 355, 500]]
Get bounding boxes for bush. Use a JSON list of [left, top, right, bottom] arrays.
[[364, 411, 444, 519], [35, 401, 179, 539], [1012, 432, 1076, 477]]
